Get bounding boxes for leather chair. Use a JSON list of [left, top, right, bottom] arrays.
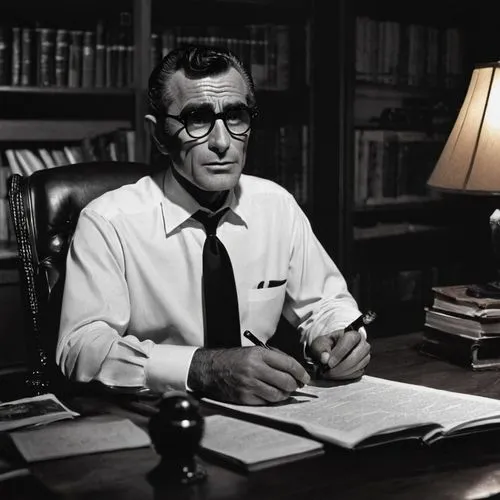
[[8, 161, 164, 396]]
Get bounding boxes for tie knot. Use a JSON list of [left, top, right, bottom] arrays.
[[193, 208, 229, 236]]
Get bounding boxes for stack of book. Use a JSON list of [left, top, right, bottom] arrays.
[[420, 284, 500, 370]]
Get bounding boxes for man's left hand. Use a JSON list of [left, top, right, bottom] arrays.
[[309, 329, 371, 380]]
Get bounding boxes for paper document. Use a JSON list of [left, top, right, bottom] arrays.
[[203, 376, 500, 449], [200, 414, 324, 471], [10, 414, 151, 462]]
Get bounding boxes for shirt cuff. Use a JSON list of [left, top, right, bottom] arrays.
[[144, 344, 199, 392]]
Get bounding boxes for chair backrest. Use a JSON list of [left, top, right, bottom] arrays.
[[8, 161, 164, 395]]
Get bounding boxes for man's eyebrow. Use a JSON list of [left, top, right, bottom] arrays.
[[180, 101, 248, 115], [180, 102, 213, 115]]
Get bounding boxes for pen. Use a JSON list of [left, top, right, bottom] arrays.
[[344, 310, 377, 333], [243, 330, 268, 348], [243, 330, 319, 399]]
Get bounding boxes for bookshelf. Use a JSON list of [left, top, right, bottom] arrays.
[[334, 0, 497, 336]]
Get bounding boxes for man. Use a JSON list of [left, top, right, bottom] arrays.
[[57, 45, 370, 405]]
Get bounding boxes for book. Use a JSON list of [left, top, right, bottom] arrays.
[[199, 414, 324, 472], [9, 414, 151, 463], [11, 27, 21, 86], [419, 327, 500, 370], [68, 30, 83, 88], [5, 149, 28, 176], [0, 393, 79, 432], [203, 375, 500, 450], [36, 27, 55, 87], [432, 284, 500, 319], [55, 29, 69, 87], [433, 295, 500, 319], [0, 27, 7, 85], [425, 307, 500, 337]]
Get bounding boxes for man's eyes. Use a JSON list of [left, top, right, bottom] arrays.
[[187, 109, 212, 124], [185, 108, 246, 123]]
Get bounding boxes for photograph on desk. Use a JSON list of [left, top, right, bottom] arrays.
[[0, 393, 79, 432], [420, 284, 500, 369]]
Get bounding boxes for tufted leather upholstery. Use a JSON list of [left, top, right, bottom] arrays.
[[8, 161, 164, 395]]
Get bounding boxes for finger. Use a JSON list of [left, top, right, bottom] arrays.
[[238, 362, 299, 404], [329, 339, 371, 375], [308, 333, 337, 367], [326, 367, 366, 381], [263, 349, 311, 386], [327, 330, 363, 368], [240, 379, 291, 405], [328, 352, 371, 378]]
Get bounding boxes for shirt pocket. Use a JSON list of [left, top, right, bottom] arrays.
[[246, 284, 286, 341]]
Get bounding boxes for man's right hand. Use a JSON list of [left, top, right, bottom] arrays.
[[187, 347, 311, 405]]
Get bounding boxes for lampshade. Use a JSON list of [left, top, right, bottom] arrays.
[[427, 61, 500, 195]]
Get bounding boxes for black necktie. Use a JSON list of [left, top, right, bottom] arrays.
[[193, 208, 241, 348]]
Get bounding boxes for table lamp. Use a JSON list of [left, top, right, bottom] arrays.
[[427, 61, 500, 298]]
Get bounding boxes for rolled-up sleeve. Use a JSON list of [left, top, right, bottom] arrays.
[[282, 198, 362, 347]]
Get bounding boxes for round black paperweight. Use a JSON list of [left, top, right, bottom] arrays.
[[147, 391, 207, 487]]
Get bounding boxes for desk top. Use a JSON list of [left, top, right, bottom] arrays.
[[7, 332, 500, 500]]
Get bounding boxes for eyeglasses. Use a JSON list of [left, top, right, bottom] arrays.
[[165, 105, 257, 139]]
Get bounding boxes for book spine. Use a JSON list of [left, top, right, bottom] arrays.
[[37, 27, 55, 87], [274, 25, 290, 91], [20, 27, 33, 86], [68, 30, 83, 88], [95, 20, 106, 88], [55, 29, 69, 87], [105, 30, 115, 87], [11, 27, 21, 86], [117, 11, 131, 88], [0, 27, 7, 85], [81, 31, 95, 88]]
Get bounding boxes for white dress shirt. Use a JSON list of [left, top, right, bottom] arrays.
[[56, 168, 362, 392]]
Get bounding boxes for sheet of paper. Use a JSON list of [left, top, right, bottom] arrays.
[[203, 376, 500, 449], [10, 414, 151, 462], [201, 414, 323, 470]]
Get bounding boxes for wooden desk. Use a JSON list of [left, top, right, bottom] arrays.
[[9, 332, 500, 500]]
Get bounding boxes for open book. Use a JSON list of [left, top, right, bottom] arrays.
[[203, 376, 500, 450], [200, 414, 324, 471]]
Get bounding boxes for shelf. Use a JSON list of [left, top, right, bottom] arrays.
[[0, 120, 133, 142], [355, 81, 448, 100], [354, 222, 442, 241], [0, 86, 134, 96], [354, 196, 442, 213]]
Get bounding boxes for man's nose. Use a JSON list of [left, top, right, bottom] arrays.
[[208, 117, 231, 152]]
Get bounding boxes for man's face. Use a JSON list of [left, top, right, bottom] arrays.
[[165, 67, 251, 192]]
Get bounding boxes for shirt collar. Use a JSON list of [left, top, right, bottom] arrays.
[[160, 168, 247, 236]]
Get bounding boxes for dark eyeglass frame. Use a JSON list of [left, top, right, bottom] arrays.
[[164, 105, 258, 139]]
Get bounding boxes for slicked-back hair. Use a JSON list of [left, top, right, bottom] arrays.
[[148, 44, 257, 118]]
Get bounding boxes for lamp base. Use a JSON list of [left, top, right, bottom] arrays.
[[467, 282, 500, 299]]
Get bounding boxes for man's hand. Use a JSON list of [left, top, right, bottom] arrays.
[[188, 347, 310, 405], [309, 329, 371, 380]]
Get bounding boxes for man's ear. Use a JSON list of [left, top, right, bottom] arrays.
[[145, 114, 169, 155]]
